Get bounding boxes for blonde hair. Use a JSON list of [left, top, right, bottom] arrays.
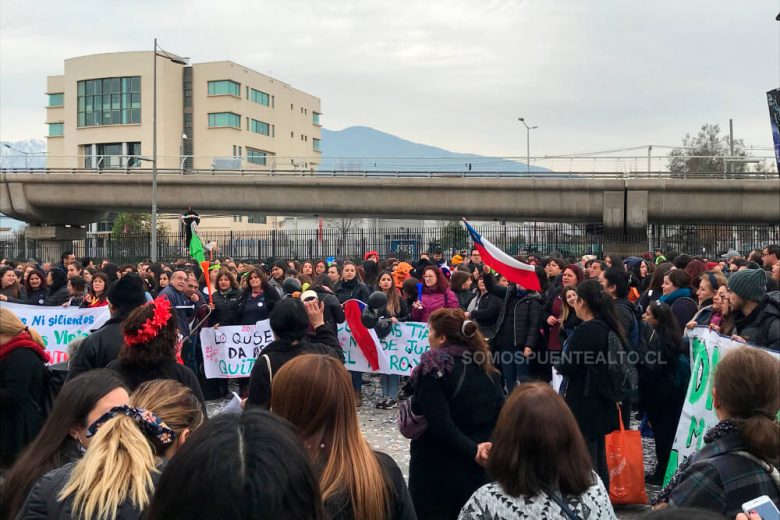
[[58, 380, 204, 520], [0, 307, 45, 347], [271, 355, 389, 520]]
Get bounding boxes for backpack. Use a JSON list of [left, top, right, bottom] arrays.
[[617, 300, 642, 353], [593, 319, 638, 402]]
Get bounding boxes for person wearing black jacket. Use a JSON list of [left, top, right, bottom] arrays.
[[334, 262, 371, 304], [66, 274, 147, 381], [483, 271, 544, 393], [235, 268, 279, 326], [24, 269, 49, 306], [246, 298, 344, 408], [209, 270, 241, 327], [311, 281, 346, 335], [465, 275, 501, 341], [43, 269, 70, 306]]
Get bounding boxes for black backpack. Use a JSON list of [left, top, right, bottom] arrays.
[[593, 319, 638, 402]]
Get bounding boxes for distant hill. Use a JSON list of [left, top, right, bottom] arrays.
[[318, 126, 548, 173], [0, 139, 46, 169]]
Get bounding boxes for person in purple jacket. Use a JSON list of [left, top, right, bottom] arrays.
[[411, 266, 459, 323]]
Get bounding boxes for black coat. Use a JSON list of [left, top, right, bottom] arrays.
[[409, 357, 504, 520], [556, 320, 620, 441], [483, 274, 543, 351], [468, 291, 501, 340], [25, 287, 49, 306], [43, 286, 69, 307], [1, 286, 27, 303], [15, 461, 162, 520], [210, 288, 241, 326], [733, 291, 780, 351], [106, 358, 205, 412], [246, 325, 344, 408], [66, 310, 134, 382], [0, 348, 46, 468], [454, 289, 476, 311], [334, 279, 371, 304], [313, 288, 346, 335], [236, 288, 278, 325]]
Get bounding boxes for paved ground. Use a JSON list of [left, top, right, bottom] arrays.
[[208, 375, 661, 519]]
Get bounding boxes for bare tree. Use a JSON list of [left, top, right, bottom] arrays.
[[327, 217, 364, 256]]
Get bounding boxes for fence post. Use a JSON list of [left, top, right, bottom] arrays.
[[271, 230, 277, 258]]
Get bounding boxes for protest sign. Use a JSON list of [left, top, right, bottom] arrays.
[[0, 302, 111, 364], [664, 327, 780, 484], [200, 320, 431, 379]]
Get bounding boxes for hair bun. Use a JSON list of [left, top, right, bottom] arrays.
[[461, 319, 477, 338]]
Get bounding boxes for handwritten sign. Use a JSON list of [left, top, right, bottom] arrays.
[[199, 320, 431, 379], [665, 327, 780, 484], [0, 302, 111, 364]]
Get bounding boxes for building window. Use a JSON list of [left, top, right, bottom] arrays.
[[207, 80, 240, 97], [249, 88, 270, 106], [77, 76, 140, 127], [248, 213, 266, 224], [48, 123, 64, 137], [313, 112, 321, 125], [208, 112, 241, 128], [48, 93, 64, 107], [247, 148, 267, 165], [313, 138, 321, 152], [84, 141, 140, 168], [249, 118, 270, 136]]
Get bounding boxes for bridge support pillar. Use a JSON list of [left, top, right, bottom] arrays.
[[602, 190, 649, 257], [25, 225, 87, 263]]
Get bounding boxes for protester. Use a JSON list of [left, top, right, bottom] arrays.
[[269, 260, 288, 297], [654, 347, 780, 516], [106, 297, 206, 408], [727, 268, 780, 351], [544, 264, 585, 354], [392, 261, 413, 290], [0, 370, 128, 519], [555, 279, 625, 488], [65, 275, 87, 307], [375, 271, 409, 409], [482, 269, 543, 392], [271, 354, 415, 519], [405, 308, 504, 520], [0, 308, 49, 469], [334, 261, 371, 303], [44, 269, 70, 306], [465, 275, 501, 342], [66, 261, 84, 280], [640, 301, 690, 485], [687, 271, 727, 327], [235, 267, 280, 326], [659, 269, 699, 327], [16, 379, 203, 519], [82, 271, 110, 308], [458, 383, 615, 519], [0, 266, 26, 303], [145, 409, 325, 520], [159, 268, 204, 372], [67, 274, 147, 380], [450, 270, 476, 310], [246, 298, 344, 407], [23, 268, 49, 306], [559, 285, 582, 345], [208, 268, 240, 326], [411, 266, 460, 323], [587, 259, 606, 279]]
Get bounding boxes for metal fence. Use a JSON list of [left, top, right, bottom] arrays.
[[2, 223, 779, 264]]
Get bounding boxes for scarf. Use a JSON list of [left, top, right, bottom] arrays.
[[403, 344, 467, 395], [653, 419, 739, 504], [0, 331, 50, 363], [658, 287, 693, 305]]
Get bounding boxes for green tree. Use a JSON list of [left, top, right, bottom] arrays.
[[439, 220, 469, 252], [668, 123, 748, 175], [111, 212, 170, 238]]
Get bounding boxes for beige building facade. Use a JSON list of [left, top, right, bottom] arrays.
[[46, 51, 322, 171]]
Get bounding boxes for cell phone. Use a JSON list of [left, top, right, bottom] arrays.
[[742, 495, 780, 520]]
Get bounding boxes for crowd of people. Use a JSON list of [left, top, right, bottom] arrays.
[[0, 242, 778, 519]]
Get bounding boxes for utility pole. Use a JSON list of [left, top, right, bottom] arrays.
[[728, 119, 734, 175]]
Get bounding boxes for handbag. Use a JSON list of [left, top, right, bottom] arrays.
[[398, 363, 467, 440], [604, 404, 649, 505], [540, 486, 582, 520]]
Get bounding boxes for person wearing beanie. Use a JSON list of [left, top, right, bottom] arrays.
[[66, 273, 148, 380], [363, 250, 379, 263], [392, 262, 413, 289], [450, 254, 464, 266], [728, 268, 780, 351]]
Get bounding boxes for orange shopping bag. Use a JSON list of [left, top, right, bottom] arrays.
[[604, 404, 648, 505]]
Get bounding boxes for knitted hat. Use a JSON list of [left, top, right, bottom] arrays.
[[727, 268, 766, 302], [450, 254, 464, 266], [363, 250, 379, 261], [107, 273, 146, 310]]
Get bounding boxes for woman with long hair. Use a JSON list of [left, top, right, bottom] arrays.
[[153, 270, 170, 297], [640, 301, 691, 485], [375, 271, 410, 410], [637, 261, 673, 314], [0, 370, 128, 519], [410, 266, 459, 323], [82, 271, 110, 308], [686, 271, 727, 329], [106, 298, 206, 409], [559, 285, 583, 346], [654, 347, 780, 516], [0, 266, 26, 303], [543, 264, 585, 354], [269, 261, 288, 297], [209, 268, 241, 327], [555, 279, 626, 489], [450, 270, 476, 311], [314, 260, 328, 278], [44, 269, 70, 306], [271, 354, 414, 520], [406, 308, 504, 519], [17, 379, 204, 519], [146, 409, 324, 520], [0, 308, 49, 468], [459, 383, 615, 519], [464, 275, 501, 342], [236, 267, 280, 326], [334, 262, 371, 304], [301, 261, 315, 278], [659, 269, 699, 327], [24, 268, 49, 306]]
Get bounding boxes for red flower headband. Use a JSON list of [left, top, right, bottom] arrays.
[[123, 297, 173, 347]]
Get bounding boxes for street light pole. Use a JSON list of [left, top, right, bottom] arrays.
[[517, 118, 538, 173], [2, 143, 30, 169]]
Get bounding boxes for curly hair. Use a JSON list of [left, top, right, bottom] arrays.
[[118, 301, 178, 366]]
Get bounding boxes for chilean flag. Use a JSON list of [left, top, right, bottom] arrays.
[[463, 219, 541, 292], [343, 299, 381, 370]]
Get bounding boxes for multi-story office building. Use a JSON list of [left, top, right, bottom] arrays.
[[46, 51, 322, 171]]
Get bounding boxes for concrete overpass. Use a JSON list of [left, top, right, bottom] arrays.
[[1, 170, 778, 240]]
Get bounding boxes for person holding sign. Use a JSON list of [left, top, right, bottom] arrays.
[[654, 347, 780, 517], [271, 354, 415, 520]]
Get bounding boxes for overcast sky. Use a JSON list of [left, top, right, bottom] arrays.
[[1, 0, 778, 159]]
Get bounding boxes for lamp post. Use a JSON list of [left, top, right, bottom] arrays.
[[180, 133, 188, 173], [151, 38, 188, 262], [517, 117, 538, 173], [2, 143, 30, 169]]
